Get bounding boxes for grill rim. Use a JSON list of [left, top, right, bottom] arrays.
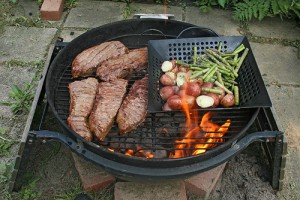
[[46, 18, 260, 168]]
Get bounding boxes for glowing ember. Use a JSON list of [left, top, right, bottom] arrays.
[[124, 146, 154, 159], [170, 85, 231, 158]]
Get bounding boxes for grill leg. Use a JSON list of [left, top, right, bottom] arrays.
[[262, 131, 286, 190]]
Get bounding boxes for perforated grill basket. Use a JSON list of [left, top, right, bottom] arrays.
[[148, 36, 272, 112]]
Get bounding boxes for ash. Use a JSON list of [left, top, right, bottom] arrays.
[[210, 143, 278, 200]]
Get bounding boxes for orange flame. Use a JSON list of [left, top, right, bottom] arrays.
[[170, 85, 231, 158]]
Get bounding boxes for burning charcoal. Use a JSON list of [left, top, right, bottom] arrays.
[[107, 132, 121, 149], [140, 138, 153, 147], [119, 137, 136, 152], [152, 149, 168, 158]]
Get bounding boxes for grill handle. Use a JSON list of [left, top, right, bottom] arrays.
[[29, 130, 282, 180]]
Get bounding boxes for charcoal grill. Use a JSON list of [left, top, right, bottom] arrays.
[[9, 19, 286, 191]]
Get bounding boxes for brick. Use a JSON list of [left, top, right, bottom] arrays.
[[40, 0, 64, 21], [72, 153, 115, 192], [114, 181, 187, 200], [184, 163, 227, 199]]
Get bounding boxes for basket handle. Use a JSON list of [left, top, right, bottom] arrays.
[[176, 26, 219, 39]]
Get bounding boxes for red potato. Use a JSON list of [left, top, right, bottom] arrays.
[[178, 66, 188, 73], [165, 72, 176, 80], [161, 61, 174, 72], [214, 87, 225, 101], [172, 85, 180, 94], [201, 82, 214, 95], [206, 93, 220, 107], [191, 79, 204, 87], [177, 89, 185, 98], [159, 86, 175, 100], [196, 95, 214, 108], [167, 95, 182, 110], [170, 66, 179, 74], [176, 72, 187, 87], [162, 103, 173, 111], [160, 74, 175, 86], [185, 82, 201, 97], [220, 94, 235, 107], [182, 95, 196, 109]]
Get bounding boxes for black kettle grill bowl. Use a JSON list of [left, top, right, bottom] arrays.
[[45, 19, 264, 180]]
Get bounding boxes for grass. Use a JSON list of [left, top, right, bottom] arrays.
[[8, 16, 51, 28], [4, 60, 44, 69], [1, 83, 36, 115], [123, 3, 134, 19], [0, 127, 16, 157], [1, 59, 45, 115]]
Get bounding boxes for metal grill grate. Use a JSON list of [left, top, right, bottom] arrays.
[[54, 66, 256, 158]]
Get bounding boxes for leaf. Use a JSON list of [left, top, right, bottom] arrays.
[[199, 5, 211, 13], [218, 0, 226, 8], [291, 7, 300, 18], [0, 100, 12, 106], [271, 1, 280, 15]]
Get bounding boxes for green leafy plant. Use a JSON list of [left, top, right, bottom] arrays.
[[0, 128, 15, 157], [4, 60, 44, 69], [8, 16, 50, 28], [233, 0, 300, 22], [195, 0, 300, 21], [123, 3, 134, 19], [65, 0, 78, 8], [233, 0, 270, 21], [17, 174, 41, 200], [1, 83, 35, 115], [195, 0, 220, 13]]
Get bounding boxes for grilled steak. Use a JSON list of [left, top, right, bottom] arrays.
[[72, 41, 128, 78], [117, 76, 148, 134], [89, 79, 128, 141], [96, 47, 148, 81], [67, 78, 99, 141]]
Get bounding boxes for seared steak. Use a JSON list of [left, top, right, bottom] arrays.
[[89, 79, 128, 141], [67, 78, 98, 141], [117, 76, 148, 134], [96, 47, 148, 81], [72, 41, 128, 78]]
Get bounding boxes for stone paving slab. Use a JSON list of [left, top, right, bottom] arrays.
[[184, 7, 241, 36], [59, 29, 87, 42], [248, 17, 300, 41], [267, 85, 300, 130], [250, 42, 300, 85], [114, 181, 187, 200], [64, 1, 126, 28], [0, 27, 57, 63], [14, 0, 67, 27], [0, 65, 36, 87], [0, 84, 14, 128], [129, 3, 183, 21], [14, 0, 40, 18]]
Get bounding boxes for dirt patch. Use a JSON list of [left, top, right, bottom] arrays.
[[211, 144, 278, 200]]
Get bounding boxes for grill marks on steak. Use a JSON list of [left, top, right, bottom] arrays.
[[96, 47, 148, 81], [67, 78, 99, 141], [72, 41, 128, 78], [117, 76, 148, 134], [89, 79, 128, 141]]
